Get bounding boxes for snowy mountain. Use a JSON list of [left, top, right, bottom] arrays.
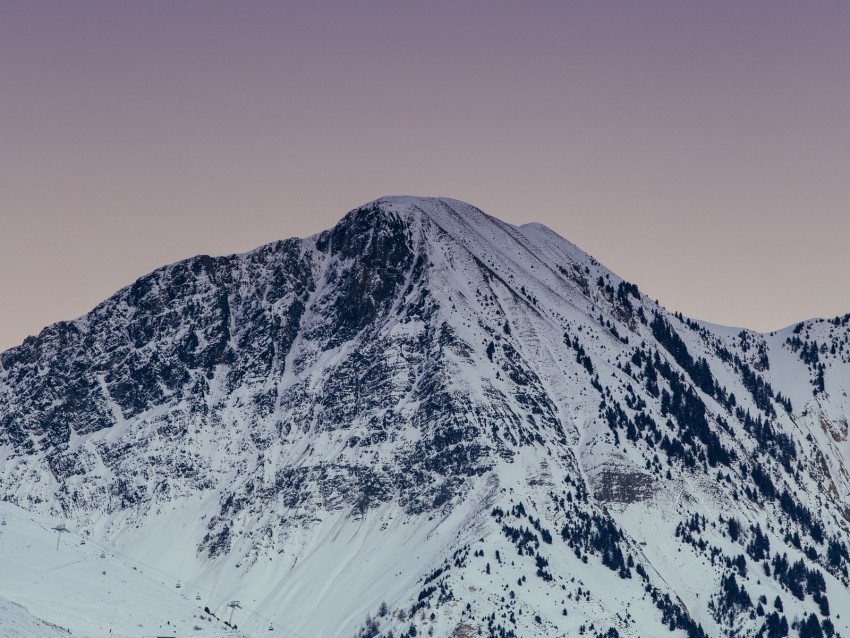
[[1, 196, 849, 638]]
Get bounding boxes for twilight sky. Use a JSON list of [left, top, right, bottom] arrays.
[[1, 1, 848, 351]]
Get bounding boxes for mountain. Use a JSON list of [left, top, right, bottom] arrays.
[[1, 196, 849, 638]]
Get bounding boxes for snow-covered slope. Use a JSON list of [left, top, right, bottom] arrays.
[[1, 196, 849, 638], [0, 502, 252, 637], [0, 597, 72, 638]]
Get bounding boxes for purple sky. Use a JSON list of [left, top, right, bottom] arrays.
[[1, 1, 848, 350]]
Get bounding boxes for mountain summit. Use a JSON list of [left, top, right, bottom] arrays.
[[1, 197, 849, 637]]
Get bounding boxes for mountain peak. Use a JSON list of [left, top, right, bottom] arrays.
[[351, 195, 499, 235], [367, 194, 482, 212], [369, 194, 459, 208], [1, 198, 850, 638]]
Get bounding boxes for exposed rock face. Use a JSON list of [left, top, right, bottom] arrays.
[[590, 468, 658, 504], [1, 196, 850, 638]]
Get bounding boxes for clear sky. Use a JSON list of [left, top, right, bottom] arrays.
[[1, 1, 848, 351]]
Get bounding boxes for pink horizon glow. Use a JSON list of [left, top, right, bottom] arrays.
[[1, 1, 848, 350]]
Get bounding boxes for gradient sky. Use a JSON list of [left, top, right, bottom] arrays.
[[1, 1, 848, 351]]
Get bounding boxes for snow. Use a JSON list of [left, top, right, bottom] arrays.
[[1, 196, 849, 637], [0, 501, 253, 637]]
